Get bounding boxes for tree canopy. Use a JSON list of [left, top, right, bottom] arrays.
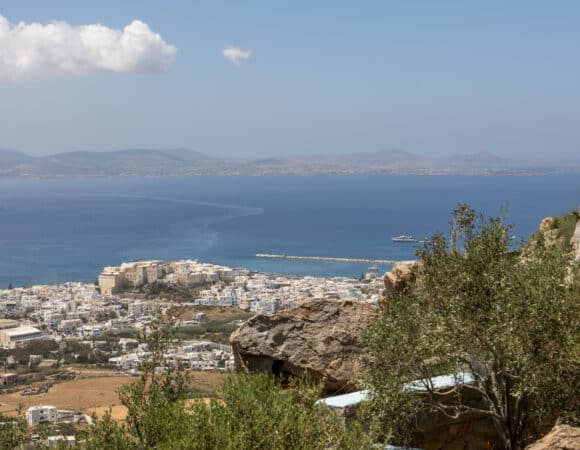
[[362, 207, 579, 449]]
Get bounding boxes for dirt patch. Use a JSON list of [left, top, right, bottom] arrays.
[[92, 405, 129, 421]]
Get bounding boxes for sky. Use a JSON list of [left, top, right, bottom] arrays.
[[0, 1, 579, 160]]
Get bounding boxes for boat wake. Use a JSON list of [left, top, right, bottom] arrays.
[[115, 194, 264, 219]]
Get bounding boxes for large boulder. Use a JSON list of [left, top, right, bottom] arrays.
[[525, 425, 580, 450], [383, 260, 421, 296], [230, 299, 375, 393]]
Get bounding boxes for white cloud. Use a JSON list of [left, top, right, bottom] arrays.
[[222, 46, 251, 65], [0, 15, 177, 81]]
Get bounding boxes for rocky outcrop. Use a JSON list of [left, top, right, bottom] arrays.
[[539, 216, 557, 233], [383, 261, 421, 297], [524, 214, 580, 258], [526, 217, 566, 252], [230, 299, 375, 393], [410, 386, 502, 450], [571, 220, 580, 261], [525, 424, 580, 450]]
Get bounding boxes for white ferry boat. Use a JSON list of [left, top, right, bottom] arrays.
[[391, 235, 419, 243]]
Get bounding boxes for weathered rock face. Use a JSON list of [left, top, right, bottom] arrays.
[[539, 217, 568, 248], [525, 214, 580, 258], [539, 216, 556, 233], [230, 299, 375, 393], [383, 261, 421, 296], [411, 386, 502, 450], [525, 425, 580, 450], [571, 220, 580, 261]]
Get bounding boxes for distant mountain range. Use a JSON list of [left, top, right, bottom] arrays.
[[1, 148, 579, 177]]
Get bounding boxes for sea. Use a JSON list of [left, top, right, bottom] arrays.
[[0, 175, 579, 288]]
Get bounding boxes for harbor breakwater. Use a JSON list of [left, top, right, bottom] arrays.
[[255, 253, 400, 265]]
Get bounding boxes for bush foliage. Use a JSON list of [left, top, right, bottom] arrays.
[[84, 312, 369, 450]]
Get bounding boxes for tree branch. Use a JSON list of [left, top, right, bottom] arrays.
[[431, 401, 503, 421]]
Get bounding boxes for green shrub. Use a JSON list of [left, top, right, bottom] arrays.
[[85, 312, 369, 450]]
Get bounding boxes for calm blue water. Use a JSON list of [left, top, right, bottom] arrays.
[[0, 175, 578, 287]]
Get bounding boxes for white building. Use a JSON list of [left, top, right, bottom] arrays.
[[128, 302, 147, 317], [0, 326, 44, 349], [58, 319, 82, 334], [108, 351, 151, 369], [26, 406, 58, 426], [43, 311, 64, 327], [47, 436, 76, 448]]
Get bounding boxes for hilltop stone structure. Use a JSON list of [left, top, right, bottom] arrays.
[[230, 299, 375, 393], [383, 260, 421, 299]]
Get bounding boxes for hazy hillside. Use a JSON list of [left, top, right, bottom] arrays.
[[0, 148, 579, 177], [0, 149, 34, 168], [0, 148, 226, 176]]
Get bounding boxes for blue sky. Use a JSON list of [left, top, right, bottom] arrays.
[[0, 1, 578, 159]]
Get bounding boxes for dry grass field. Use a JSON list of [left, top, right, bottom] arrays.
[[174, 305, 252, 322], [0, 370, 229, 420], [186, 370, 228, 396], [91, 405, 129, 420], [0, 376, 131, 416]]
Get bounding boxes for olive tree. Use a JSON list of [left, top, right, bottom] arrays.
[[362, 209, 579, 449], [450, 202, 477, 251]]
